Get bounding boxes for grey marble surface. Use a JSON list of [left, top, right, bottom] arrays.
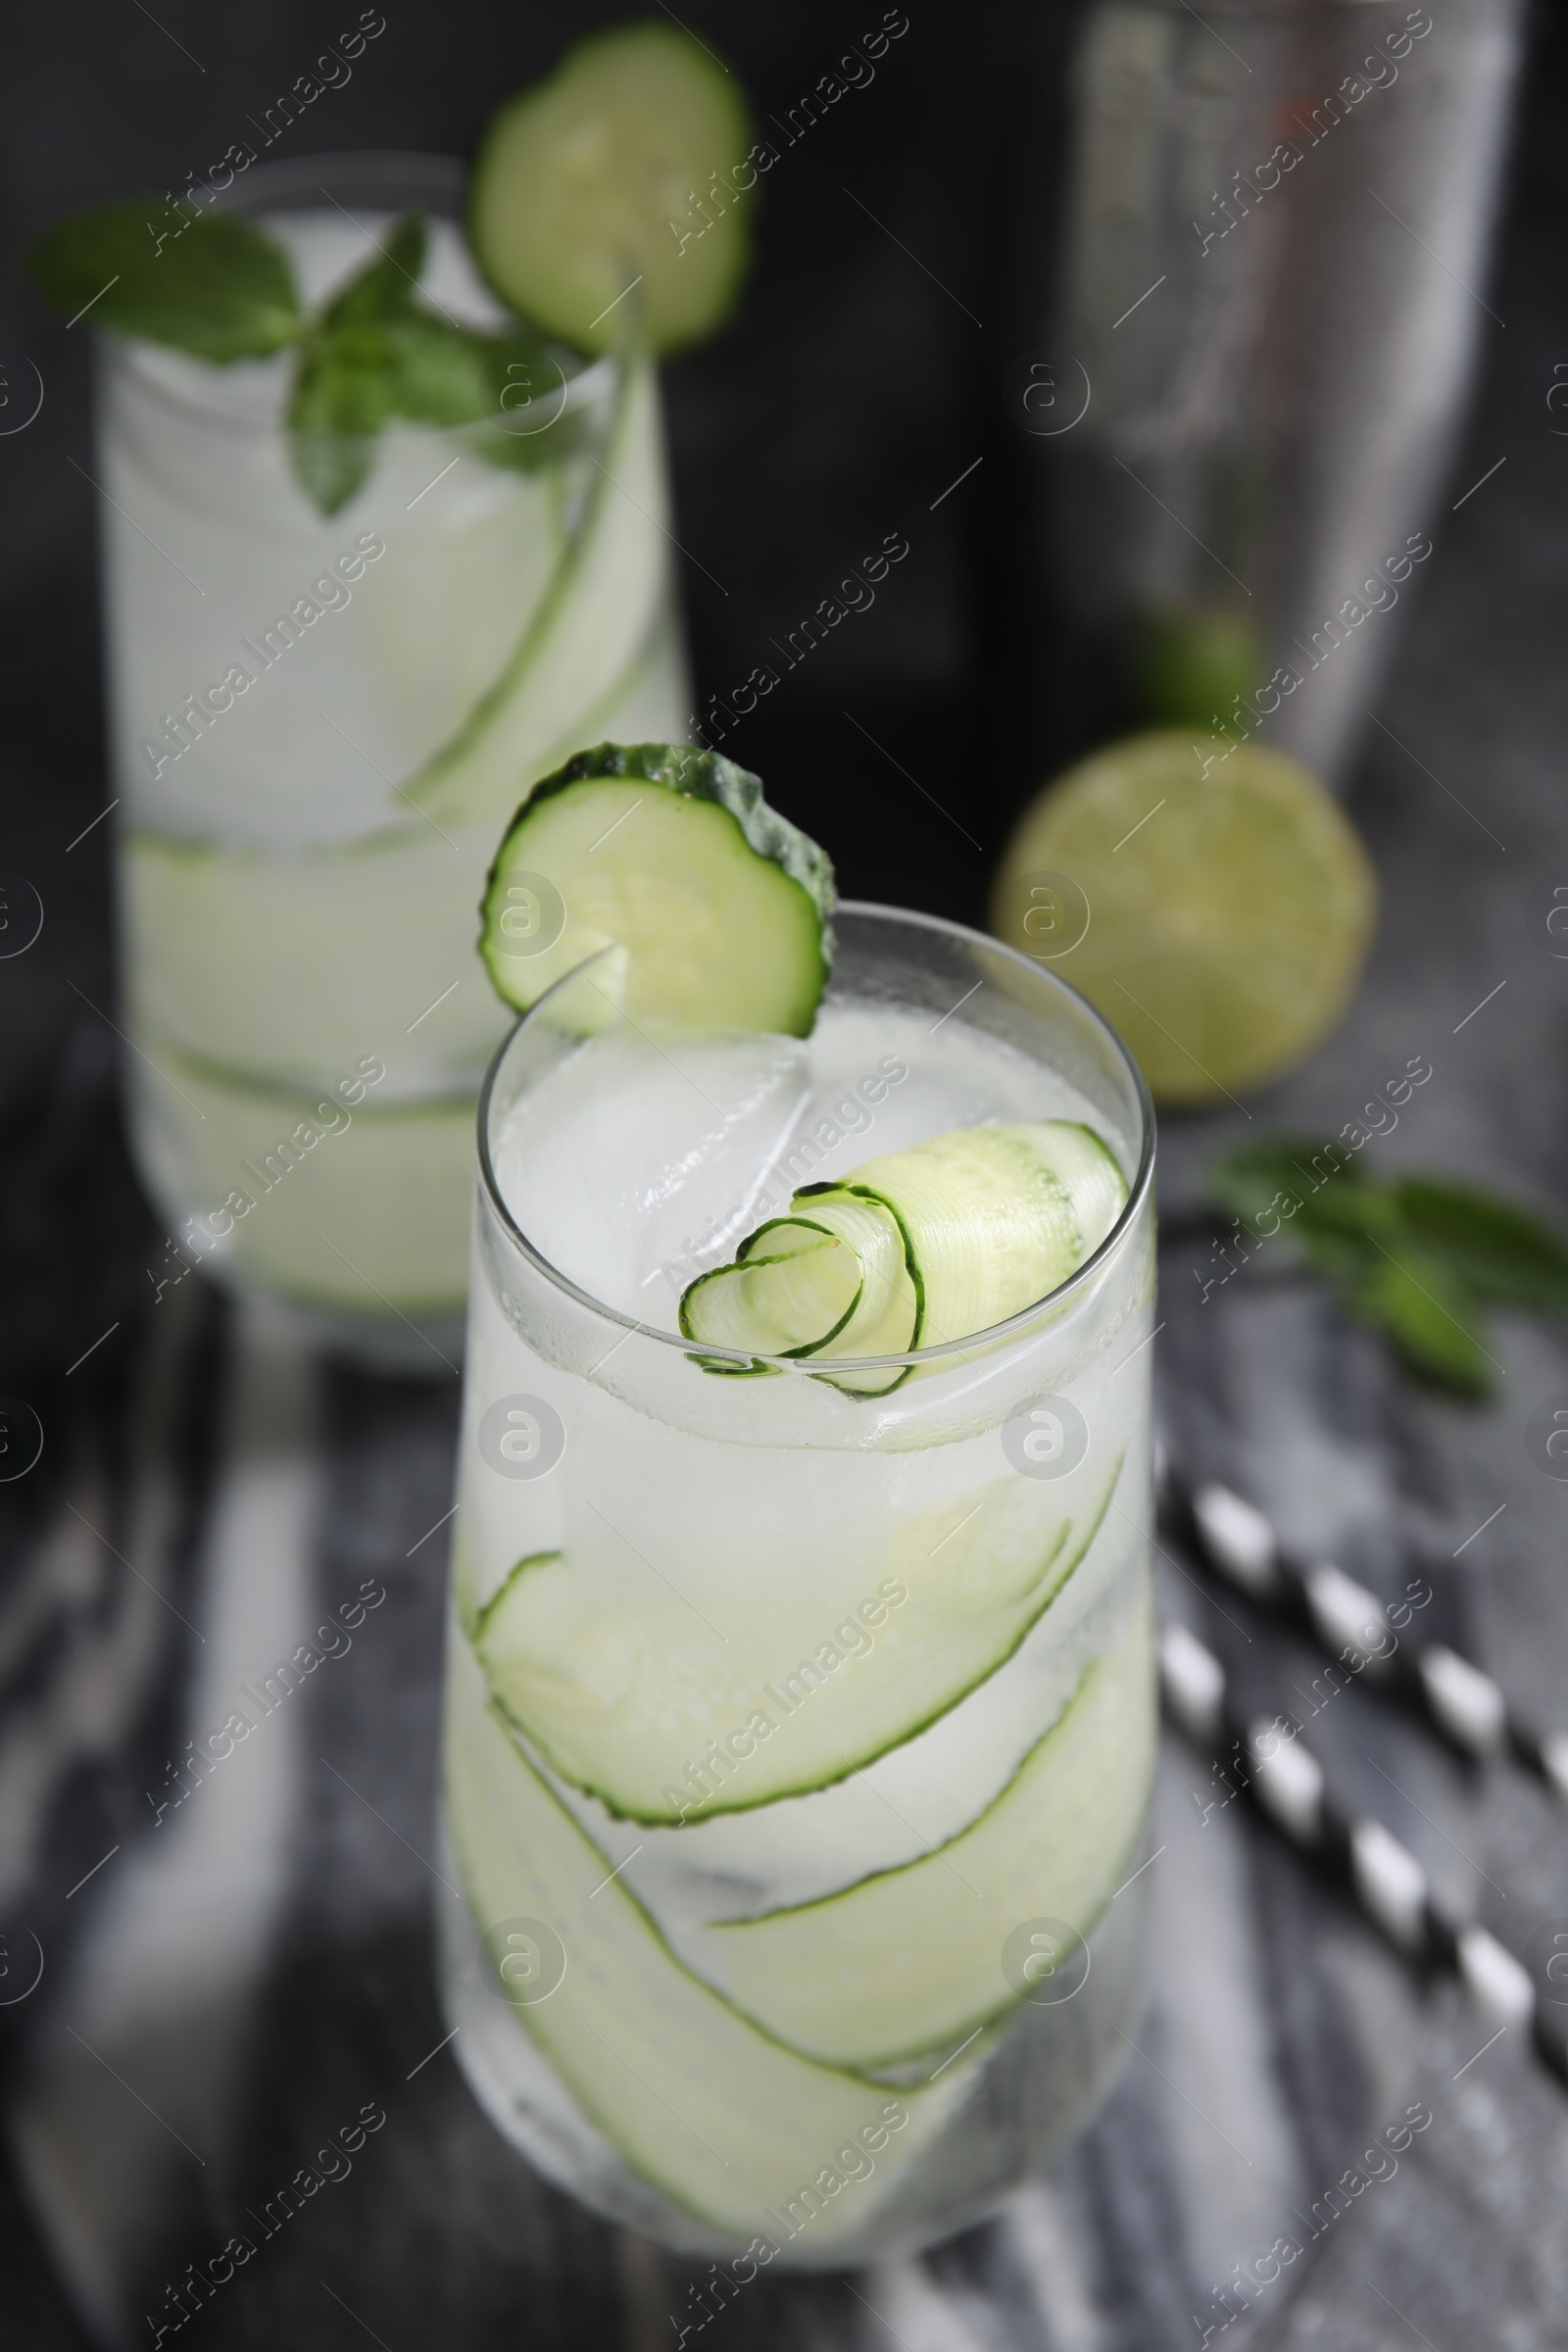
[[0, 1285, 1453, 2352], [3, 3, 1568, 2344]]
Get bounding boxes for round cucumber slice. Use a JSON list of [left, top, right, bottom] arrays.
[[680, 1121, 1128, 1389], [479, 742, 834, 1036], [467, 24, 755, 357]]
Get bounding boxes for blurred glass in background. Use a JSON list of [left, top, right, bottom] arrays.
[[1051, 0, 1523, 782]]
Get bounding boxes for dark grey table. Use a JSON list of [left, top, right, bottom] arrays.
[[3, 5, 1567, 2345]]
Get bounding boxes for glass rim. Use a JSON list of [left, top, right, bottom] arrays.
[[105, 148, 615, 431], [1131, 0, 1418, 14], [476, 899, 1157, 1378]]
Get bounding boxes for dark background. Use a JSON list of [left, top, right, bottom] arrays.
[[5, 0, 1565, 1090], [3, 2, 1567, 2343], [0, 0, 1112, 1133]]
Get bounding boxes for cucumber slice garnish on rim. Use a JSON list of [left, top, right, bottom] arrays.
[[680, 1121, 1129, 1392], [479, 742, 834, 1036], [467, 24, 756, 358]]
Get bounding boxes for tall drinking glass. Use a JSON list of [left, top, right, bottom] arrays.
[[438, 906, 1156, 2265], [97, 154, 687, 1363]]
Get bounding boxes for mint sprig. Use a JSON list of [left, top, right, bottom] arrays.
[[28, 201, 562, 515], [286, 213, 554, 512], [1207, 1139, 1568, 1396]]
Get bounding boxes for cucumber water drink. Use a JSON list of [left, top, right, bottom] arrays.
[[440, 901, 1156, 2264], [97, 156, 686, 1356]]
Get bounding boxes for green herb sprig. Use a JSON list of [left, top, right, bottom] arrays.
[[1207, 1137, 1568, 1396], [28, 199, 560, 514]]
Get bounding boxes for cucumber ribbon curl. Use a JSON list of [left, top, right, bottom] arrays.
[[680, 1120, 1128, 1393]]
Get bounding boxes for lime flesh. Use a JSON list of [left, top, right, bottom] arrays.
[[991, 731, 1378, 1105]]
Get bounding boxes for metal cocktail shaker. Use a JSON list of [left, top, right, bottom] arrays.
[[1049, 0, 1524, 783]]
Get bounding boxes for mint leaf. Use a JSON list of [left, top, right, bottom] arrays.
[[1207, 1139, 1568, 1396], [382, 313, 554, 430], [313, 214, 555, 430], [282, 216, 420, 514], [28, 198, 300, 361], [325, 210, 428, 326], [284, 213, 563, 512], [1289, 1222, 1385, 1294], [1395, 1179, 1568, 1314], [1345, 1249, 1493, 1396], [380, 314, 569, 477], [1208, 1136, 1362, 1232], [286, 338, 392, 515], [1291, 1181, 1404, 1247]]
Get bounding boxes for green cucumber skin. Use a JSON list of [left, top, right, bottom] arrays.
[[794, 1180, 926, 1396], [401, 345, 653, 827], [707, 1604, 1155, 2070], [399, 443, 578, 815], [479, 1453, 1123, 1828], [678, 1185, 921, 1392], [470, 1695, 890, 2087], [466, 24, 755, 359], [478, 740, 836, 1031], [731, 1765, 1147, 2075], [719, 1665, 1133, 2032], [471, 1549, 562, 1643], [677, 1218, 865, 1361], [682, 1350, 779, 1381], [740, 1218, 832, 1254], [447, 1672, 967, 2242], [488, 739, 835, 942], [684, 1125, 1127, 1398]]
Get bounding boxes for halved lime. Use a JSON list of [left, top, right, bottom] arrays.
[[990, 732, 1378, 1105], [467, 24, 755, 357]]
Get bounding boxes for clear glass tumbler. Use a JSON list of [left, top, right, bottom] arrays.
[[96, 152, 688, 1364], [437, 905, 1157, 2266]]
